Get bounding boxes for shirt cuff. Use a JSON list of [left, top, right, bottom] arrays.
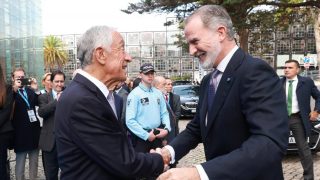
[[195, 165, 209, 180], [164, 145, 175, 164]]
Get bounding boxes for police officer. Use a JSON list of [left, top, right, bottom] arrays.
[[126, 63, 171, 153]]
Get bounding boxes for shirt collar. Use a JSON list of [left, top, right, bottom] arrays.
[[78, 69, 110, 100], [216, 45, 239, 73], [138, 82, 153, 92], [287, 76, 298, 82], [52, 89, 57, 99]]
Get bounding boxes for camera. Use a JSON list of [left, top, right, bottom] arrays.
[[18, 78, 32, 86]]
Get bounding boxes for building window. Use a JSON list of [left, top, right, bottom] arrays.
[[307, 39, 316, 54], [292, 40, 305, 54], [277, 40, 290, 54], [154, 58, 166, 71], [181, 58, 193, 70]]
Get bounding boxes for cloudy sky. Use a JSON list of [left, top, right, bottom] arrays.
[[42, 0, 174, 35]]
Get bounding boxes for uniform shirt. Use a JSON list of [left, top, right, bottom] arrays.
[[126, 83, 171, 141]]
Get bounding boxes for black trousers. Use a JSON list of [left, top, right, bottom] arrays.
[[289, 114, 314, 180], [42, 144, 59, 180], [0, 132, 13, 180]]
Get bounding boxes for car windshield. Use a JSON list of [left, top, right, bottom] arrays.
[[173, 86, 200, 96]]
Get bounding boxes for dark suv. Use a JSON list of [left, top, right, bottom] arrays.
[[173, 85, 199, 117]]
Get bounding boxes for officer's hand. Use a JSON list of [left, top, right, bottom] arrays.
[[156, 128, 168, 138], [309, 111, 319, 121], [148, 130, 156, 142]]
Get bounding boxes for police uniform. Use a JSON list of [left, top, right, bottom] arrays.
[[126, 82, 171, 152]]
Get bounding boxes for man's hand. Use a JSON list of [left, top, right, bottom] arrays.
[[157, 167, 200, 180], [160, 147, 171, 165], [148, 130, 156, 142], [12, 78, 21, 92], [156, 128, 168, 138], [150, 148, 170, 171], [309, 111, 319, 121]]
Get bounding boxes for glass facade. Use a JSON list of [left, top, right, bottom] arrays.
[[0, 0, 43, 81]]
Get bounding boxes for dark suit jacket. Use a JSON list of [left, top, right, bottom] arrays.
[[166, 92, 181, 142], [170, 48, 289, 179], [38, 91, 57, 151], [12, 87, 40, 153], [281, 75, 320, 136], [117, 86, 129, 127], [54, 74, 164, 180]]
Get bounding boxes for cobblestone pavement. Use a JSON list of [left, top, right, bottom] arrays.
[[8, 119, 320, 180]]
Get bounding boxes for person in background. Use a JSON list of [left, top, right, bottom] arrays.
[[11, 68, 40, 180], [282, 59, 319, 180], [164, 77, 181, 143], [40, 73, 52, 94], [0, 63, 14, 180], [158, 5, 288, 180], [126, 64, 171, 154], [30, 77, 39, 94], [132, 77, 141, 89], [116, 81, 129, 126], [38, 70, 65, 180], [54, 26, 167, 179]]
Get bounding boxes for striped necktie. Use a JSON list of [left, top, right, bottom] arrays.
[[207, 69, 220, 111]]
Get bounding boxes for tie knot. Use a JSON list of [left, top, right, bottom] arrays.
[[213, 69, 220, 78], [288, 80, 294, 84]]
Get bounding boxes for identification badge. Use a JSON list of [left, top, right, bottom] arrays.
[[27, 110, 37, 122], [140, 97, 149, 105]]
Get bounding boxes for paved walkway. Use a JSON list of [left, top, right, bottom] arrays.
[[8, 119, 320, 179]]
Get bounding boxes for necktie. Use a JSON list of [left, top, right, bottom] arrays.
[[107, 91, 117, 119], [287, 80, 294, 116], [165, 94, 169, 102], [207, 69, 220, 111]]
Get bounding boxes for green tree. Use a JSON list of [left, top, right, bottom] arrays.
[[123, 0, 320, 52], [43, 35, 68, 72]]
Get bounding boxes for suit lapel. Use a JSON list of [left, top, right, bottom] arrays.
[[296, 75, 305, 97], [74, 74, 119, 122], [205, 48, 245, 137]]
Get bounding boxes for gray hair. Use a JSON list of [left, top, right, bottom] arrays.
[[186, 5, 235, 40], [152, 76, 165, 87], [77, 26, 115, 67]]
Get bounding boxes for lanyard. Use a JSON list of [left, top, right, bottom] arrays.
[[18, 88, 30, 109]]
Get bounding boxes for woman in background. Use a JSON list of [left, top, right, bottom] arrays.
[[0, 64, 14, 180], [40, 73, 52, 94]]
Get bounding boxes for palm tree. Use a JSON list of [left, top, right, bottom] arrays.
[[44, 35, 68, 72]]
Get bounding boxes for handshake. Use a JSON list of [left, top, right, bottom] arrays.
[[149, 147, 201, 180], [150, 147, 171, 167]]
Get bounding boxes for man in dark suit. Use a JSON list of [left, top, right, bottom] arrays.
[[11, 68, 40, 180], [54, 26, 166, 180], [164, 77, 181, 142], [38, 70, 65, 180], [158, 5, 288, 180], [282, 59, 319, 180]]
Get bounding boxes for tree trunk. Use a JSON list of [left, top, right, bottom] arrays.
[[238, 28, 249, 53]]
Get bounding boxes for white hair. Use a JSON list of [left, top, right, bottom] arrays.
[[77, 26, 115, 67]]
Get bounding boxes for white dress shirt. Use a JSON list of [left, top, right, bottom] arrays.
[[286, 76, 299, 113]]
